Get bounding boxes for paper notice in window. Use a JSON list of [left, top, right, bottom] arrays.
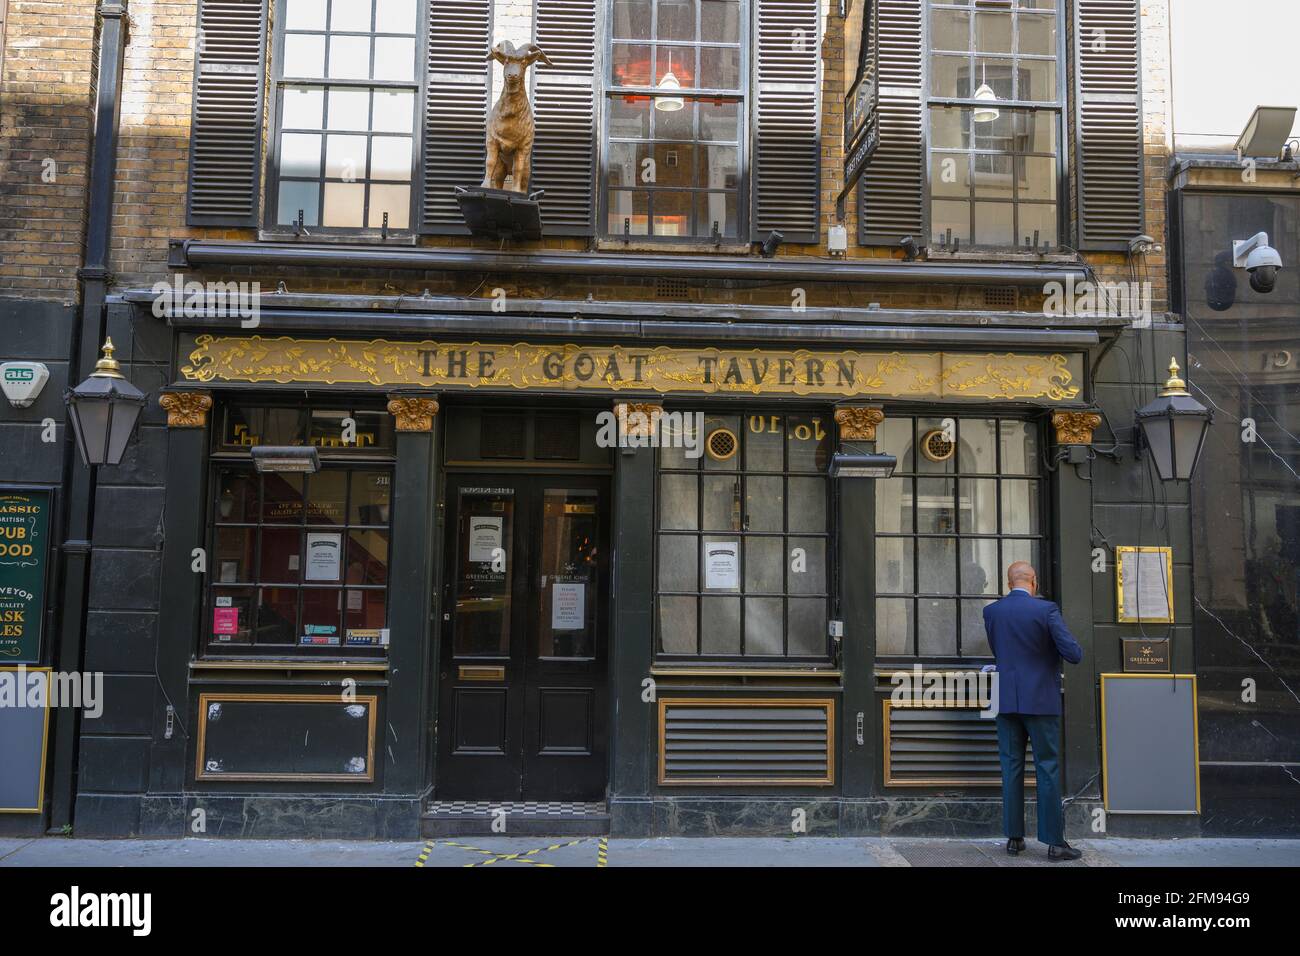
[[212, 607, 239, 635], [552, 581, 585, 631], [468, 516, 503, 563], [704, 540, 740, 590], [305, 532, 342, 581]]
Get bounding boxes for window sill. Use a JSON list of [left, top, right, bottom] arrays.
[[191, 659, 390, 671], [919, 248, 1080, 266], [594, 237, 753, 255], [651, 664, 840, 678], [257, 230, 419, 246]]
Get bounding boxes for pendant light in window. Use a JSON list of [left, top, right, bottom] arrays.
[[972, 62, 1000, 124], [655, 50, 685, 112]]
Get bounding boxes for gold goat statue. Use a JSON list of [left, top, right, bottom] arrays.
[[483, 40, 552, 194]]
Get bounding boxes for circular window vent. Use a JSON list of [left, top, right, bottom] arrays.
[[920, 428, 955, 463], [706, 427, 739, 461]]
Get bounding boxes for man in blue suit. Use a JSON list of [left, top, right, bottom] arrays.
[[983, 561, 1084, 861]]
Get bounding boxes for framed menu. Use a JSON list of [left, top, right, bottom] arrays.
[[1116, 546, 1174, 624]]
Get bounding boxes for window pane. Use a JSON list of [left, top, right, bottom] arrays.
[[1020, 57, 1056, 102], [700, 0, 739, 43], [611, 43, 652, 85], [701, 597, 741, 654], [917, 599, 957, 655], [350, 471, 391, 524], [999, 420, 1039, 473], [1018, 12, 1056, 55], [930, 8, 970, 51], [301, 588, 342, 644], [260, 528, 301, 583], [283, 86, 325, 129], [347, 530, 389, 585], [877, 417, 913, 471], [257, 587, 298, 644], [277, 181, 320, 225], [961, 419, 997, 472], [374, 0, 416, 33], [961, 538, 999, 595], [652, 189, 692, 236], [1000, 479, 1040, 533], [694, 192, 737, 238], [932, 151, 968, 197], [744, 536, 783, 592], [703, 474, 740, 530], [372, 90, 414, 132], [973, 201, 1015, 247], [655, 97, 694, 138], [1018, 109, 1057, 151], [972, 153, 1013, 199], [651, 142, 694, 186], [284, 34, 326, 77], [876, 598, 912, 655], [609, 94, 651, 137], [962, 599, 994, 656], [930, 53, 966, 98], [325, 133, 366, 180], [1018, 156, 1056, 200], [659, 473, 698, 529], [744, 597, 783, 655], [331, 0, 373, 31], [703, 414, 740, 470], [215, 527, 255, 583], [658, 596, 698, 653], [658, 534, 698, 591], [345, 589, 387, 633], [930, 106, 968, 149], [1003, 538, 1039, 579], [974, 11, 1012, 53], [931, 199, 970, 245], [285, 0, 326, 30], [211, 589, 254, 644], [262, 473, 304, 522], [745, 476, 784, 532], [323, 181, 365, 226], [788, 537, 825, 594], [327, 89, 371, 130], [875, 476, 913, 534], [280, 132, 322, 177], [918, 537, 957, 593], [916, 477, 956, 533], [786, 414, 830, 472], [368, 183, 410, 228], [373, 37, 416, 81], [698, 143, 737, 188], [745, 415, 783, 470], [787, 477, 825, 532], [607, 189, 650, 235], [1018, 202, 1057, 246], [699, 46, 741, 89], [963, 478, 998, 533], [328, 36, 371, 80], [370, 135, 413, 180], [612, 0, 652, 39], [787, 599, 827, 656], [306, 470, 347, 524], [699, 99, 739, 141], [657, 0, 695, 40], [876, 537, 914, 594]]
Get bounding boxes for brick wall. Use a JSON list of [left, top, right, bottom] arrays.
[[0, 0, 98, 300]]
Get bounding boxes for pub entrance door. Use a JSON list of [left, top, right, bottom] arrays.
[[435, 475, 609, 800]]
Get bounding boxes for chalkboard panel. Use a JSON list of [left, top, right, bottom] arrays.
[[0, 667, 51, 813], [1101, 674, 1200, 814], [196, 693, 377, 782]]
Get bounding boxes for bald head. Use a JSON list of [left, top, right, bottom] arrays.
[[1007, 561, 1037, 595]]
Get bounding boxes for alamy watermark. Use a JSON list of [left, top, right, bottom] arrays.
[[0, 666, 102, 719], [888, 664, 999, 718], [595, 408, 705, 458], [1043, 275, 1152, 324], [151, 274, 261, 328]]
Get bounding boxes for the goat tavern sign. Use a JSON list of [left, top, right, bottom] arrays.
[[180, 335, 1083, 402]]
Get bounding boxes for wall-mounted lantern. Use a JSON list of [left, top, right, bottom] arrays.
[[64, 339, 146, 467], [1135, 358, 1212, 481]]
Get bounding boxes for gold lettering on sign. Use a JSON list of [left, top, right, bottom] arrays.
[[181, 336, 1083, 403]]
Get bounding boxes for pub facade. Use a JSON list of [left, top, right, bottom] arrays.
[[1, 0, 1222, 839]]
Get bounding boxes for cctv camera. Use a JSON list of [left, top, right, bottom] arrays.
[[1232, 231, 1283, 294]]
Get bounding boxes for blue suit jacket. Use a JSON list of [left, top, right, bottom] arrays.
[[983, 590, 1083, 716]]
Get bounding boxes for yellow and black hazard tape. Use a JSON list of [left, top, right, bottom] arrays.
[[418, 838, 592, 868], [414, 840, 435, 868], [596, 838, 608, 868]]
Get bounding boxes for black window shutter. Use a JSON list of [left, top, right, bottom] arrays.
[[421, 0, 493, 234], [857, 0, 923, 246], [1074, 0, 1143, 250], [751, 0, 821, 245], [532, 0, 598, 236], [186, 0, 268, 227]]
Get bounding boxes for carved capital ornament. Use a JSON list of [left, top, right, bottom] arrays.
[[387, 396, 440, 432], [834, 405, 885, 441], [613, 401, 663, 439], [1052, 410, 1103, 445], [159, 391, 213, 428]]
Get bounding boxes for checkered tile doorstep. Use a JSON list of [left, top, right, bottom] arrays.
[[426, 800, 607, 816]]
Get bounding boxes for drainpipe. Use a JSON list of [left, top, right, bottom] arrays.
[[48, 0, 130, 833]]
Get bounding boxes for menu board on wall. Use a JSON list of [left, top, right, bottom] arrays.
[[0, 489, 51, 664], [1117, 546, 1174, 624]]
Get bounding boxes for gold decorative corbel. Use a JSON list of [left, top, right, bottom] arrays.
[[834, 404, 885, 441], [159, 390, 213, 428], [1051, 409, 1103, 445], [386, 395, 440, 432]]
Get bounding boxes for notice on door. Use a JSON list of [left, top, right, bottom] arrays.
[[305, 532, 342, 581], [552, 581, 585, 631], [0, 489, 51, 663], [703, 540, 739, 590], [468, 516, 503, 563]]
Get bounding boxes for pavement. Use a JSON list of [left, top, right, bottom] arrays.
[[0, 836, 1295, 867]]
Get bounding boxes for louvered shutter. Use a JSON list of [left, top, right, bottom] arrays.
[[532, 0, 598, 236], [186, 0, 268, 227], [751, 0, 821, 244], [421, 0, 492, 233], [1074, 0, 1143, 250], [857, 0, 923, 246]]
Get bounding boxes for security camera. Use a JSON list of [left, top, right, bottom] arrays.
[[1232, 231, 1283, 294]]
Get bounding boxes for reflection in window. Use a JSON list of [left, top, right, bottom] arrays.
[[656, 411, 831, 659], [273, 0, 419, 230], [875, 416, 1044, 658], [605, 0, 745, 238], [926, 0, 1061, 248]]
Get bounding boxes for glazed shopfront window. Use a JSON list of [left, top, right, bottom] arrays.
[[605, 0, 746, 239], [206, 403, 395, 656], [874, 416, 1045, 659], [656, 411, 832, 659]]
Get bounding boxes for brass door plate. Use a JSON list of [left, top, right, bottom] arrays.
[[459, 664, 506, 681]]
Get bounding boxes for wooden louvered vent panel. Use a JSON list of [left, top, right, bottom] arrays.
[[532, 0, 597, 235], [421, 0, 492, 233], [858, 0, 924, 245], [659, 699, 835, 785], [1074, 0, 1144, 250], [751, 0, 821, 244], [186, 0, 267, 226], [884, 704, 1036, 786]]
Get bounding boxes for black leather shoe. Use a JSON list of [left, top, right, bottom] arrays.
[[1048, 842, 1082, 862], [1006, 838, 1025, 855]]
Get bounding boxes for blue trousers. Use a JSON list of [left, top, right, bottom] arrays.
[[995, 713, 1065, 846]]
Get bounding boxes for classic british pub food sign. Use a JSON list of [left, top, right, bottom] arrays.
[[0, 489, 51, 663]]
